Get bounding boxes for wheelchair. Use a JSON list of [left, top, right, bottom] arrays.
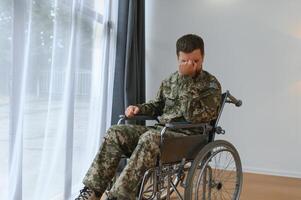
[[115, 90, 243, 200]]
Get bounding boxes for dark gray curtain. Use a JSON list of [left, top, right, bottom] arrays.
[[111, 0, 145, 124]]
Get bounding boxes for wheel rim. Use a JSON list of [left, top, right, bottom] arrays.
[[191, 145, 242, 200]]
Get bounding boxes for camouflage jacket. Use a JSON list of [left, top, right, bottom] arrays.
[[137, 70, 222, 125]]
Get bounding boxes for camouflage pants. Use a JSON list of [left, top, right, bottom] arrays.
[[82, 124, 187, 200]]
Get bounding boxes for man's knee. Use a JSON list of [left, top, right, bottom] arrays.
[[105, 125, 126, 141], [107, 124, 125, 133], [138, 131, 160, 149]]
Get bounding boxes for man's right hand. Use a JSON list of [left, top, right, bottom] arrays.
[[178, 60, 198, 77], [125, 105, 140, 118]]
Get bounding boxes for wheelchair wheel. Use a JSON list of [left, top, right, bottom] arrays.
[[184, 140, 243, 200], [139, 164, 183, 200]]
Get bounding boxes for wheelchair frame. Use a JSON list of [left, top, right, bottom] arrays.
[[117, 90, 243, 200]]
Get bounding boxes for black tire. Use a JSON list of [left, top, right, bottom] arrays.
[[184, 140, 243, 200]]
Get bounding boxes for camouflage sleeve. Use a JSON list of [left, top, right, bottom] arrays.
[[136, 82, 165, 117], [183, 81, 222, 123]]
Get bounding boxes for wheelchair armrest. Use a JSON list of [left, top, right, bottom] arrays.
[[118, 114, 159, 124], [165, 122, 213, 131]]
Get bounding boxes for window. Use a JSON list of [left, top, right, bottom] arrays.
[[0, 0, 12, 198], [0, 0, 117, 199]]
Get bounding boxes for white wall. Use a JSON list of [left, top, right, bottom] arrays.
[[145, 0, 301, 178]]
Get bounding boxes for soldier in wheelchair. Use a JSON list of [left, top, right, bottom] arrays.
[[75, 34, 243, 200]]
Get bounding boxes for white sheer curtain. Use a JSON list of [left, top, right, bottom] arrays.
[[0, 0, 118, 199]]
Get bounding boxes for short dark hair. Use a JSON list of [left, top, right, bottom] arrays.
[[176, 34, 204, 56]]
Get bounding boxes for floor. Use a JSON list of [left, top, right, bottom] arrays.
[[240, 172, 301, 200], [101, 172, 301, 200]]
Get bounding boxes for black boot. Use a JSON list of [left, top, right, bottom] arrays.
[[75, 186, 101, 200]]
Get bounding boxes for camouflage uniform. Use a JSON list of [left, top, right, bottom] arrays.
[[83, 70, 221, 199]]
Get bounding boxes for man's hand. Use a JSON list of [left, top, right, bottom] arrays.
[[125, 105, 140, 118], [178, 60, 198, 77]]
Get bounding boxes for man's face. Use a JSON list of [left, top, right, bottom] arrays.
[[178, 49, 204, 77]]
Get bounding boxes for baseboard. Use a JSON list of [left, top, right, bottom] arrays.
[[243, 166, 301, 179]]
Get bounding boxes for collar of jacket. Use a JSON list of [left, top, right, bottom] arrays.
[[177, 70, 205, 83]]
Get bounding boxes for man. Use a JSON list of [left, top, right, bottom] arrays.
[[75, 34, 221, 200]]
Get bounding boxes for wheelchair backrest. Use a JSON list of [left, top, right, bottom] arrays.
[[211, 92, 228, 128], [207, 92, 228, 143], [209, 91, 242, 142]]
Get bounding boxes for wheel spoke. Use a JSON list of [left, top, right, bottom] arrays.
[[185, 141, 242, 200]]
